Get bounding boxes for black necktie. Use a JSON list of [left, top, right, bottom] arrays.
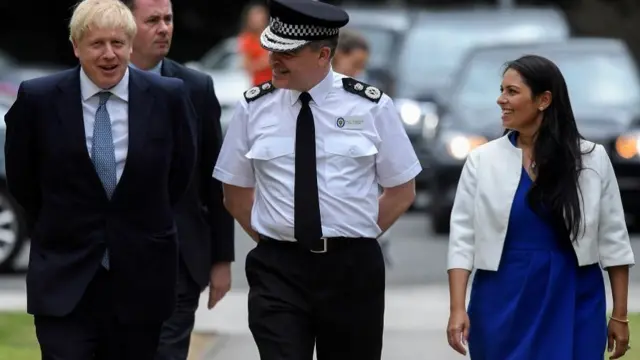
[[294, 92, 322, 244]]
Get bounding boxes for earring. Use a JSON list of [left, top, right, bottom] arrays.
[[539, 107, 544, 111]]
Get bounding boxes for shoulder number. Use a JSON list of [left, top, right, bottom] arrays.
[[342, 78, 383, 103], [244, 81, 277, 102]]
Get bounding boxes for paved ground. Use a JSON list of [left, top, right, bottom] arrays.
[[194, 283, 640, 359], [205, 330, 463, 360], [188, 214, 640, 360]]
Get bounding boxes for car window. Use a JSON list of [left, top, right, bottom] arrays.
[[396, 20, 567, 97], [208, 52, 242, 70], [453, 50, 640, 111], [0, 68, 60, 85], [0, 50, 15, 73], [200, 39, 243, 70]]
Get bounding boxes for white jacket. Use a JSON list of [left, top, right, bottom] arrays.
[[447, 134, 635, 271]]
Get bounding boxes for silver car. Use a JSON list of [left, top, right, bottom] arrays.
[[0, 99, 28, 272]]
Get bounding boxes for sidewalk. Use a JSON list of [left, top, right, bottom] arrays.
[[193, 283, 640, 335], [2, 284, 639, 331], [204, 330, 464, 360], [192, 283, 640, 360]]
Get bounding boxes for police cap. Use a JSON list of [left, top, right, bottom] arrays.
[[260, 0, 349, 53]]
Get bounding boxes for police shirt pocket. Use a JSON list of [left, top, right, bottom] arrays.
[[245, 137, 295, 197], [324, 136, 378, 197]]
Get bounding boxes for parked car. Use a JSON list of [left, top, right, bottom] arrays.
[[185, 39, 250, 134], [392, 6, 570, 190], [341, 5, 416, 96], [426, 37, 640, 233], [0, 64, 65, 100], [0, 65, 65, 271], [0, 99, 28, 272]]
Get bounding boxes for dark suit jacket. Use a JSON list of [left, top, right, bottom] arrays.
[[3, 66, 196, 324], [161, 58, 234, 289]]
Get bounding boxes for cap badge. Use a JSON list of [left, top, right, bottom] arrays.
[[271, 19, 281, 31]]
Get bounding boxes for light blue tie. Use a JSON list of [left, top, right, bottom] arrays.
[[92, 92, 117, 269]]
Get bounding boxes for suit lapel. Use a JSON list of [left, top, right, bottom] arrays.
[[116, 68, 154, 192], [160, 58, 177, 78], [56, 67, 106, 191], [56, 66, 89, 158]]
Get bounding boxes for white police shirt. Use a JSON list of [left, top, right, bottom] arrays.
[[213, 70, 422, 241]]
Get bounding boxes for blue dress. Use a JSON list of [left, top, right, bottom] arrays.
[[467, 133, 607, 360]]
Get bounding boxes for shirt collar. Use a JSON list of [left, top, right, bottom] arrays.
[[288, 69, 334, 107], [130, 60, 163, 75], [79, 66, 129, 102]]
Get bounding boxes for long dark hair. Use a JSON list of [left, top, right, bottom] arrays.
[[504, 55, 594, 243]]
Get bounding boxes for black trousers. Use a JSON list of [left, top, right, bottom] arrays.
[[34, 267, 163, 360], [155, 259, 202, 360], [245, 238, 386, 360]]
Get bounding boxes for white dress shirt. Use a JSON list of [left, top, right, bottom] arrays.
[[213, 70, 422, 240], [447, 134, 635, 271], [79, 67, 129, 182], [129, 60, 163, 75]]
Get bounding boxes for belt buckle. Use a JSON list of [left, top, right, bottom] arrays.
[[310, 237, 328, 254]]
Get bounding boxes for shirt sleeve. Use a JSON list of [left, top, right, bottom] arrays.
[[374, 96, 422, 188], [212, 100, 255, 187]]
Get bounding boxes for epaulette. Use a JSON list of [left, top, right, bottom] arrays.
[[244, 81, 277, 102], [342, 78, 383, 103]]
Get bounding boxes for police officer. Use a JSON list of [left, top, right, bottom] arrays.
[[213, 0, 421, 359]]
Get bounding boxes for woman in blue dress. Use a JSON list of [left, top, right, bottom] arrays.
[[445, 55, 635, 359]]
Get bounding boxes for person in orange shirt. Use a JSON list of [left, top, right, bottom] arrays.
[[238, 3, 271, 86]]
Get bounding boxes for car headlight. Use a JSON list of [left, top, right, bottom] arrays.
[[446, 135, 488, 160], [395, 98, 439, 127], [615, 133, 640, 159], [399, 100, 422, 126]]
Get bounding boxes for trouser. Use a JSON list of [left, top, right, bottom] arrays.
[[155, 258, 202, 360], [245, 236, 386, 360], [34, 267, 163, 360]]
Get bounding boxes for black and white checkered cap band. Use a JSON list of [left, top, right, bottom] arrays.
[[260, 17, 339, 52]]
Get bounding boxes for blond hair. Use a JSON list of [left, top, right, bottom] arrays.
[[69, 0, 137, 42]]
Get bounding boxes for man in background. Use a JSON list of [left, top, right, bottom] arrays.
[[332, 28, 370, 79], [123, 0, 235, 359], [238, 2, 271, 86]]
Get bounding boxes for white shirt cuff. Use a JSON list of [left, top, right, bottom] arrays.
[[212, 167, 255, 188], [378, 161, 422, 188]]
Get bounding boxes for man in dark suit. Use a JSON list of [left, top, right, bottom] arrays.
[[123, 0, 235, 358], [3, 0, 196, 359]]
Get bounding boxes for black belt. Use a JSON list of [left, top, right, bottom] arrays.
[[258, 234, 375, 253]]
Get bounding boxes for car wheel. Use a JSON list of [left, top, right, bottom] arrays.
[[0, 187, 25, 273]]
